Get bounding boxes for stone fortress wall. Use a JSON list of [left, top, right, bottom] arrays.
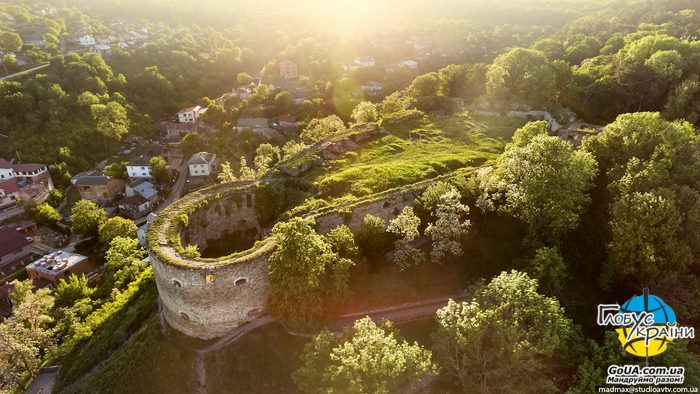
[[149, 175, 442, 339], [148, 178, 434, 339]]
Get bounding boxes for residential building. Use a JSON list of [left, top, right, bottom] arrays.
[[90, 43, 112, 56], [188, 152, 218, 178], [234, 118, 278, 139], [118, 194, 151, 218], [231, 86, 253, 100], [134, 144, 165, 158], [75, 176, 125, 203], [26, 250, 91, 288], [126, 179, 158, 202], [277, 114, 298, 129], [126, 156, 153, 179], [137, 213, 156, 246], [0, 159, 51, 186], [354, 56, 376, 68], [78, 34, 96, 46], [178, 106, 202, 123], [0, 179, 19, 208], [361, 81, 384, 94], [0, 227, 33, 281], [164, 121, 197, 139], [279, 59, 299, 80], [399, 60, 418, 69]]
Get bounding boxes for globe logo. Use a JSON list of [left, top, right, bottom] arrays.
[[615, 289, 676, 357]]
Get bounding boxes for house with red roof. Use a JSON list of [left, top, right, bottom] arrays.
[[0, 227, 33, 281]]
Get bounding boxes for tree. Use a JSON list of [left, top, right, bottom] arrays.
[[433, 271, 572, 393], [300, 115, 346, 143], [0, 31, 23, 52], [414, 181, 453, 221], [268, 218, 350, 327], [54, 274, 95, 308], [527, 246, 567, 294], [180, 133, 207, 158], [282, 140, 306, 160], [104, 161, 128, 180], [238, 157, 257, 181], [604, 189, 691, 288], [91, 101, 130, 145], [645, 50, 683, 81], [146, 157, 167, 184], [70, 200, 107, 236], [293, 317, 435, 393], [425, 188, 470, 262], [236, 72, 252, 86], [217, 161, 237, 183], [663, 75, 700, 124], [98, 216, 137, 244], [274, 91, 293, 114], [355, 214, 389, 263], [500, 134, 597, 244], [387, 207, 425, 270], [253, 143, 281, 174], [379, 90, 414, 117], [105, 236, 148, 289], [325, 225, 359, 259], [486, 48, 556, 105], [409, 72, 439, 96], [32, 202, 61, 225], [351, 101, 378, 124], [0, 281, 55, 391]]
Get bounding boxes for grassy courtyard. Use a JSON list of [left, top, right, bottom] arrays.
[[307, 112, 525, 198]]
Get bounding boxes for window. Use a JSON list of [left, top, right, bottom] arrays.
[[205, 274, 215, 284], [235, 277, 248, 286], [180, 312, 190, 321], [172, 279, 183, 287]]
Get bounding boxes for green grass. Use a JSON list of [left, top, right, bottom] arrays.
[[307, 112, 525, 198]]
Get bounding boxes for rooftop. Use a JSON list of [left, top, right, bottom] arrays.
[[128, 156, 151, 167], [178, 106, 201, 115], [0, 227, 31, 257], [75, 175, 111, 186], [188, 152, 216, 165], [27, 251, 89, 276], [0, 179, 19, 194]]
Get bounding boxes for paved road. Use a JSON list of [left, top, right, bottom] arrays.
[[24, 366, 59, 394], [0, 63, 50, 81], [329, 295, 468, 331]]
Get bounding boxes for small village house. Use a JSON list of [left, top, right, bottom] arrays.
[[75, 175, 125, 203], [0, 227, 33, 281], [26, 250, 93, 288], [188, 152, 218, 178]]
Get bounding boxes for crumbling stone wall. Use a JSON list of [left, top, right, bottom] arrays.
[[183, 191, 261, 251], [150, 181, 428, 339]]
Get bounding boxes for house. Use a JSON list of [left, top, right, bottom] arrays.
[[178, 106, 202, 123], [279, 59, 299, 80], [26, 250, 92, 288], [0, 159, 52, 186], [117, 41, 129, 50], [277, 114, 298, 129], [361, 81, 384, 94], [90, 43, 112, 57], [164, 121, 197, 139], [78, 34, 96, 46], [134, 144, 165, 158], [0, 179, 20, 208], [137, 213, 156, 246], [354, 56, 376, 68], [0, 227, 33, 281], [75, 176, 125, 203], [188, 152, 218, 178], [231, 86, 253, 100], [399, 60, 418, 69], [126, 156, 153, 179], [125, 179, 158, 202], [23, 35, 45, 47], [118, 194, 151, 218]]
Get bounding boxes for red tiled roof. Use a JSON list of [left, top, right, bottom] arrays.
[[0, 179, 19, 194], [0, 227, 30, 258], [12, 163, 45, 172]]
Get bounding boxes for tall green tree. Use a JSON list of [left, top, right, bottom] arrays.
[[486, 48, 556, 105], [433, 270, 572, 393], [70, 200, 107, 236], [499, 130, 597, 244], [293, 317, 436, 393], [98, 216, 137, 245]]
